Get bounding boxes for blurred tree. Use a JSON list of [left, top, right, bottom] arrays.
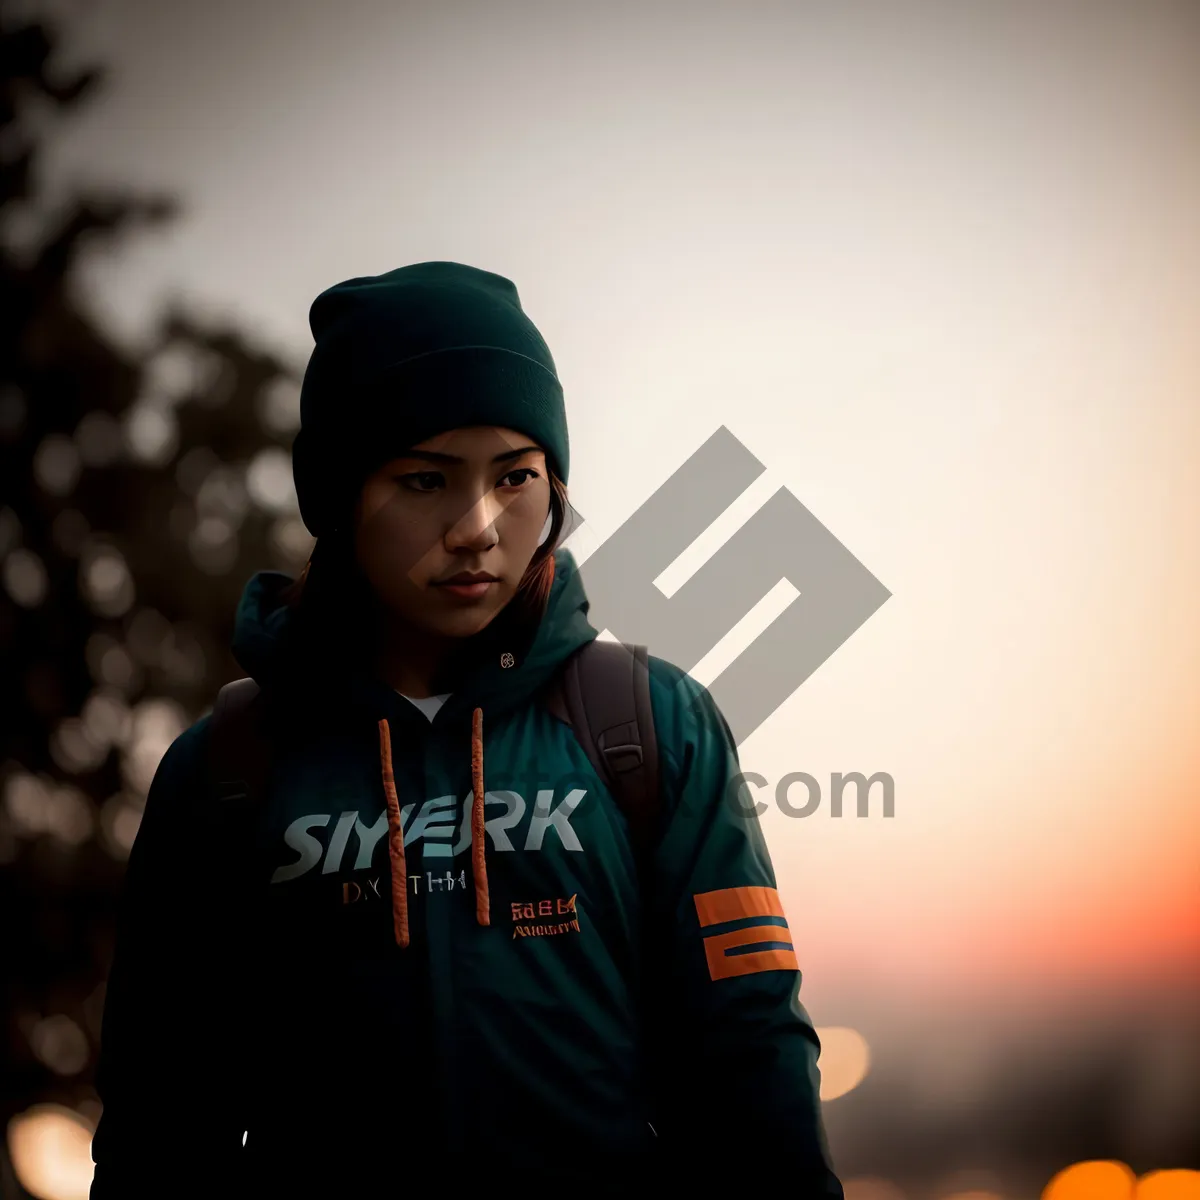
[[0, 0, 310, 1155]]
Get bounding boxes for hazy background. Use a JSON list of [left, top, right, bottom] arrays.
[[2, 1, 1198, 1198]]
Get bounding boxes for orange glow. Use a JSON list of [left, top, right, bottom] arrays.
[[789, 867, 1200, 1005], [1137, 1171, 1200, 1200], [1042, 1163, 1200, 1200], [1043, 1161, 1136, 1200], [968, 884, 1200, 994]]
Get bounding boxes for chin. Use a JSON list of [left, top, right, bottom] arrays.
[[425, 606, 502, 640]]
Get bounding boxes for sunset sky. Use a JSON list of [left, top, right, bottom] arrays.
[[29, 0, 1200, 1018]]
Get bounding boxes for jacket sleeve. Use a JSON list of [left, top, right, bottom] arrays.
[[643, 658, 844, 1196], [90, 716, 249, 1200]]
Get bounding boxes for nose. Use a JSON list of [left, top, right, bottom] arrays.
[[444, 489, 499, 553]]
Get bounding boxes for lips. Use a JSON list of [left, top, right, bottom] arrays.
[[435, 572, 500, 586], [433, 571, 501, 602]]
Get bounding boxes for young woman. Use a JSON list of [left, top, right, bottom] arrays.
[[90, 262, 844, 1197]]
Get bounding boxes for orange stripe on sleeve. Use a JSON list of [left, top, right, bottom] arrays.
[[694, 885, 786, 928], [702, 924, 798, 981]]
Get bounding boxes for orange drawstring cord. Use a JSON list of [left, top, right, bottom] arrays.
[[377, 718, 411, 948], [471, 706, 490, 926], [379, 709, 490, 943]]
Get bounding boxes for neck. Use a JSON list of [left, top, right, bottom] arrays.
[[374, 619, 453, 698]]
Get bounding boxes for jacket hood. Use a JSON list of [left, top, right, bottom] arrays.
[[230, 546, 598, 732]]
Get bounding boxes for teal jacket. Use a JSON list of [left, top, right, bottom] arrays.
[[90, 549, 843, 1196]]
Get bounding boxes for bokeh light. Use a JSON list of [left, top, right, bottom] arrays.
[[935, 1168, 1009, 1198], [1137, 1171, 1200, 1199], [816, 1025, 871, 1101], [85, 633, 142, 693], [50, 717, 109, 774], [81, 689, 134, 750], [143, 339, 232, 408], [269, 516, 311, 566], [5, 772, 49, 837], [79, 543, 135, 619], [246, 446, 295, 513], [33, 434, 82, 496], [119, 697, 187, 795], [1044, 1167, 1200, 1200], [48, 784, 94, 846], [123, 402, 178, 465], [189, 515, 239, 574], [30, 1015, 90, 1077], [7, 1104, 96, 1200], [4, 547, 48, 608], [196, 464, 249, 525], [1043, 1160, 1137, 1200], [125, 607, 172, 667], [99, 791, 144, 860]]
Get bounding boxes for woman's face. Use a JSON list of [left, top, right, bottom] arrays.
[[353, 424, 552, 639]]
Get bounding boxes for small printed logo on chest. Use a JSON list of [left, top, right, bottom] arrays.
[[342, 869, 467, 903], [510, 894, 580, 939]]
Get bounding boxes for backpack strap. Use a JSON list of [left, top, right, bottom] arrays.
[[546, 639, 662, 865], [209, 677, 272, 809], [546, 639, 666, 1135]]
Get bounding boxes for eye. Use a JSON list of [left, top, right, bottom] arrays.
[[397, 471, 444, 493], [499, 467, 540, 489]]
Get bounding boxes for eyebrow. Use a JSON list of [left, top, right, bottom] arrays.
[[396, 445, 542, 466]]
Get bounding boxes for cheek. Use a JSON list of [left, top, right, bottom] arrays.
[[499, 487, 551, 553], [499, 516, 549, 595], [355, 503, 439, 594]]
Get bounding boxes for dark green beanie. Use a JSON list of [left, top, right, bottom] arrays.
[[292, 261, 569, 536]]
